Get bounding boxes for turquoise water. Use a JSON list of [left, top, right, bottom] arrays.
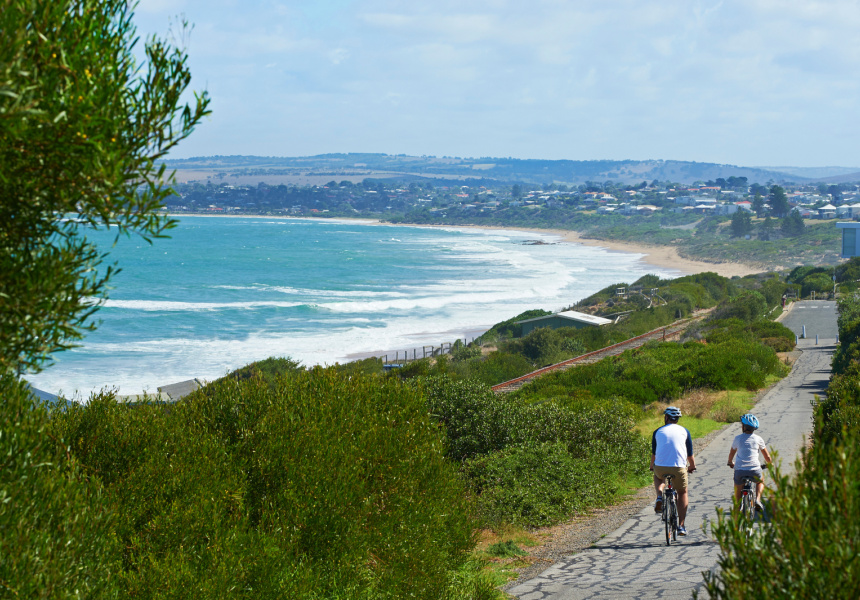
[[28, 216, 681, 398]]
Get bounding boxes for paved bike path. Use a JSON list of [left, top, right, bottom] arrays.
[[510, 336, 832, 600]]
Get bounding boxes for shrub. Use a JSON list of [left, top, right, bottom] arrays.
[[0, 376, 119, 599], [702, 428, 860, 599], [463, 441, 609, 527], [48, 369, 483, 599], [462, 351, 534, 387], [711, 291, 767, 323], [801, 273, 833, 298], [422, 376, 516, 462], [516, 327, 562, 365], [760, 336, 794, 352], [835, 257, 860, 285]]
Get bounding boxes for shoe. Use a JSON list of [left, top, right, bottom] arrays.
[[677, 526, 688, 536], [755, 501, 765, 513], [654, 497, 663, 513]]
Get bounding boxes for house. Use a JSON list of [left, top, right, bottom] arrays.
[[517, 310, 613, 336], [818, 204, 837, 219], [715, 203, 738, 215]]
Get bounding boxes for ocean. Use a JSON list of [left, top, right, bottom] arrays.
[[27, 216, 681, 398]]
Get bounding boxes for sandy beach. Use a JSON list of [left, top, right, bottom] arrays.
[[554, 229, 760, 278]]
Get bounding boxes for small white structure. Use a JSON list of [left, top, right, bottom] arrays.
[[517, 310, 613, 336]]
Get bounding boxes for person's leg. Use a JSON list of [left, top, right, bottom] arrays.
[[677, 489, 688, 526], [654, 473, 665, 496], [734, 484, 743, 501], [755, 481, 765, 504], [653, 473, 665, 511]]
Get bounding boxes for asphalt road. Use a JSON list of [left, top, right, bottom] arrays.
[[509, 305, 835, 600], [779, 299, 839, 341]]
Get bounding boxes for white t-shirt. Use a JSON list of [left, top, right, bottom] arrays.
[[652, 423, 693, 468], [731, 432, 766, 470]]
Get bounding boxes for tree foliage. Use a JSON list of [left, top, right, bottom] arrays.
[[768, 184, 790, 217], [730, 209, 752, 237], [780, 209, 806, 237], [0, 0, 210, 374]]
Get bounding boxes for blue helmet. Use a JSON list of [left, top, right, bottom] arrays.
[[664, 406, 682, 419], [741, 414, 760, 430]]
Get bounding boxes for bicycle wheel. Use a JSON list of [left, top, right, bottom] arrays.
[[739, 494, 751, 536], [671, 500, 678, 542], [664, 496, 671, 546]]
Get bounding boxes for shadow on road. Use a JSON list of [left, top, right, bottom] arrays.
[[597, 539, 719, 551]]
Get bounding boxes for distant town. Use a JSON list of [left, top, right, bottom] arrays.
[[165, 176, 859, 222], [163, 172, 857, 270]]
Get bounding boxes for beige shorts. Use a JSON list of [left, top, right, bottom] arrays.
[[654, 465, 689, 492]]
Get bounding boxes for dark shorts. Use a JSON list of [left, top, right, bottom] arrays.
[[734, 467, 763, 486]]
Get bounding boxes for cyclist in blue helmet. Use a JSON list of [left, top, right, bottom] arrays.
[[650, 406, 696, 536], [727, 413, 772, 512]]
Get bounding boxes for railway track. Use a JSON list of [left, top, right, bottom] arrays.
[[491, 313, 709, 394]]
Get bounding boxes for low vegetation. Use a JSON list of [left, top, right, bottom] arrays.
[[4, 269, 811, 596], [1, 371, 499, 599], [701, 284, 860, 598]]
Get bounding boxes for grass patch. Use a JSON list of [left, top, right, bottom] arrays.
[[473, 527, 541, 586], [486, 541, 528, 558], [636, 388, 761, 438]]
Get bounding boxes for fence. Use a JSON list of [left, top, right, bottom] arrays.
[[379, 337, 479, 365]]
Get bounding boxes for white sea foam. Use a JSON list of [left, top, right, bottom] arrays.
[[27, 218, 681, 399], [104, 299, 310, 311]]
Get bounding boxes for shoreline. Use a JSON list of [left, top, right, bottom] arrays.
[[174, 213, 762, 278], [40, 215, 765, 397]]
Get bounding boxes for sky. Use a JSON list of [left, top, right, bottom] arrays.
[[134, 0, 860, 168]]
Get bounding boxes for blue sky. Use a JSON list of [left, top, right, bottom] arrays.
[[135, 0, 860, 167]]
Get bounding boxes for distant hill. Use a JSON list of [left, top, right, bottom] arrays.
[[163, 154, 832, 186], [753, 166, 860, 180]]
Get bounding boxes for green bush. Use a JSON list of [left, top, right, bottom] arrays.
[[836, 256, 860, 283], [702, 318, 795, 351], [514, 327, 562, 365], [457, 351, 534, 387], [423, 376, 648, 527], [760, 336, 794, 352], [0, 376, 119, 599], [422, 376, 516, 462], [801, 273, 833, 298], [701, 428, 860, 599], [463, 442, 611, 527], [711, 291, 767, 322], [516, 339, 785, 406], [786, 265, 832, 284], [46, 369, 486, 599], [817, 364, 860, 443]]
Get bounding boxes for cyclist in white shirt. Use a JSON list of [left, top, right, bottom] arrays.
[[727, 413, 772, 513], [650, 406, 696, 536]]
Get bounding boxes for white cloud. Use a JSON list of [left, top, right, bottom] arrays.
[[135, 0, 860, 166]]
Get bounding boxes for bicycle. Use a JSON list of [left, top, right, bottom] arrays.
[[661, 474, 679, 545], [738, 475, 759, 536]]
